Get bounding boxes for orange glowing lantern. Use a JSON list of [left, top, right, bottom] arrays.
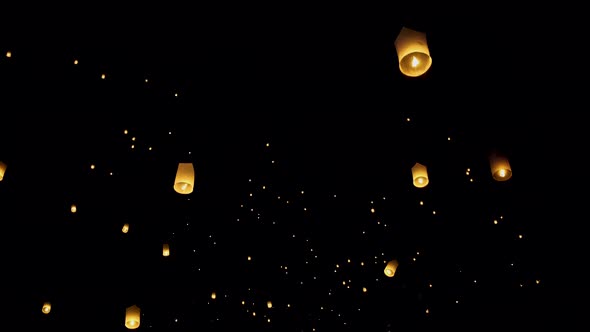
[[122, 223, 130, 233], [162, 243, 170, 256], [411, 162, 429, 188], [267, 300, 273, 309], [394, 26, 432, 77], [384, 259, 399, 277], [42, 302, 51, 314], [125, 305, 140, 329], [174, 162, 195, 194], [211, 291, 216, 299], [0, 161, 6, 181], [70, 204, 77, 213], [490, 152, 512, 181]]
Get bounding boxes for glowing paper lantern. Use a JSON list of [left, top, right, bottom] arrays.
[[411, 162, 429, 188], [211, 291, 216, 299], [267, 300, 273, 309], [162, 243, 170, 256], [70, 204, 77, 213], [0, 161, 6, 181], [122, 223, 129, 233], [42, 302, 51, 314], [125, 305, 140, 329], [384, 259, 399, 277], [394, 26, 432, 77], [173, 162, 195, 194], [490, 152, 512, 181]]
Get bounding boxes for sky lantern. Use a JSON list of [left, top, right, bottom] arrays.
[[490, 152, 512, 181], [384, 259, 399, 277], [125, 305, 140, 329], [0, 161, 6, 181], [394, 26, 432, 77], [411, 162, 429, 188], [163, 243, 170, 256], [41, 302, 51, 314], [174, 162, 195, 194]]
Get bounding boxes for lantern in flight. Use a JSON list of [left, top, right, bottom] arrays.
[[394, 26, 432, 77], [0, 161, 6, 181], [125, 305, 140, 329], [384, 259, 399, 277], [42, 302, 51, 314], [174, 162, 195, 194], [162, 243, 170, 257], [490, 152, 512, 181], [411, 162, 429, 188]]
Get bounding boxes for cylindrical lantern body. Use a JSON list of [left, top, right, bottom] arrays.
[[70, 204, 77, 213], [125, 305, 140, 329], [267, 300, 272, 309], [42, 302, 51, 314], [174, 163, 195, 194], [211, 291, 216, 299], [395, 27, 432, 77], [163, 243, 170, 256], [384, 259, 399, 277], [122, 223, 129, 233], [490, 153, 512, 181], [411, 162, 429, 188], [0, 161, 6, 181]]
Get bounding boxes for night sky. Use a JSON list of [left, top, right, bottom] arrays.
[[1, 4, 586, 331]]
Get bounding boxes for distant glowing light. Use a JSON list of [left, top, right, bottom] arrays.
[[73, 59, 78, 65], [101, 74, 106, 79], [6, 51, 12, 58]]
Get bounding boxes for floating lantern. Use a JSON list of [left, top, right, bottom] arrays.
[[173, 162, 195, 194], [42, 302, 51, 314], [0, 161, 6, 181], [162, 243, 170, 256], [384, 259, 399, 277], [122, 223, 129, 234], [125, 305, 140, 329], [490, 152, 512, 181], [411, 162, 429, 188], [70, 204, 77, 213], [394, 26, 432, 77], [267, 300, 273, 309], [211, 291, 216, 299]]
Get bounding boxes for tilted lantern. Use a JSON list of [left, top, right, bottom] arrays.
[[411, 162, 429, 188], [125, 304, 140, 329], [122, 223, 129, 233], [384, 259, 399, 277], [173, 162, 195, 194], [394, 26, 432, 77], [42, 302, 51, 314]]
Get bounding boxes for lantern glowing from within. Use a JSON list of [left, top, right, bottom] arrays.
[[162, 243, 170, 257], [173, 162, 195, 194], [70, 204, 77, 213], [267, 300, 273, 309], [211, 291, 216, 299], [125, 305, 140, 329], [0, 161, 6, 181], [411, 162, 429, 188], [41, 302, 51, 314], [394, 26, 432, 77], [490, 153, 512, 181], [384, 259, 399, 278], [122, 223, 129, 234]]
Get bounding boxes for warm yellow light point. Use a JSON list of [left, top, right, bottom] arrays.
[[124, 129, 128, 134], [90, 164, 95, 169], [70, 204, 77, 213], [536, 279, 540, 284], [406, 117, 411, 122], [211, 292, 216, 299], [101, 74, 106, 79], [370, 208, 375, 213], [518, 234, 523, 239], [73, 59, 78, 65], [6, 51, 12, 58], [425, 308, 430, 314], [493, 220, 498, 224], [266, 143, 270, 147], [42, 302, 51, 314], [419, 201, 424, 205], [247, 256, 251, 261], [362, 287, 367, 293]]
